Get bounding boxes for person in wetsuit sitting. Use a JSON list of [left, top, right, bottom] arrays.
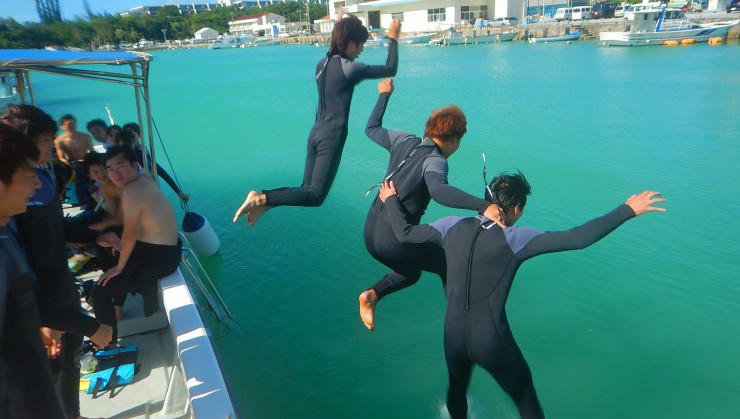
[[232, 13, 401, 226], [92, 145, 182, 347], [378, 173, 666, 419]]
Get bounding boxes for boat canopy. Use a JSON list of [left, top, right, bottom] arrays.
[[0, 49, 157, 177], [0, 49, 151, 67]]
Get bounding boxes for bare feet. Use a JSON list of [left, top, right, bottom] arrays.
[[233, 190, 265, 224], [247, 205, 272, 226], [359, 289, 378, 331]]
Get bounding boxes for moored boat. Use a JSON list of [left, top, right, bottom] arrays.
[[600, 8, 739, 46], [430, 31, 516, 46], [529, 30, 583, 43]]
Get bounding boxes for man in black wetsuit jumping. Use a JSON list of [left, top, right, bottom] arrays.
[[378, 172, 666, 419]]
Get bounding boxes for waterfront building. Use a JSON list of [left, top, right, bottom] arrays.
[[325, 0, 587, 32], [229, 13, 288, 35]]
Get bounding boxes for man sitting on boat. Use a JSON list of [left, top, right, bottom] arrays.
[[91, 145, 182, 347], [86, 118, 110, 149]]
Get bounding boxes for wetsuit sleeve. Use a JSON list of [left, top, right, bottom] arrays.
[[423, 156, 490, 213], [63, 220, 100, 244], [384, 196, 464, 245], [365, 93, 413, 152], [516, 204, 636, 261], [343, 39, 398, 83], [33, 282, 100, 337], [155, 163, 182, 195]]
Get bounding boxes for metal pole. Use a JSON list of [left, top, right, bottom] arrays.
[[141, 62, 157, 180], [131, 63, 149, 176]]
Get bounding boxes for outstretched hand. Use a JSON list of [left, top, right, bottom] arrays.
[[378, 78, 394, 95], [625, 191, 666, 216], [388, 18, 401, 40], [336, 10, 344, 21], [379, 181, 397, 203]]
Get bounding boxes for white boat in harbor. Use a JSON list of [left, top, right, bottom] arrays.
[[600, 8, 739, 46], [209, 34, 252, 49], [529, 30, 583, 43], [430, 31, 517, 46], [371, 33, 437, 47], [245, 36, 281, 47], [0, 49, 238, 419]]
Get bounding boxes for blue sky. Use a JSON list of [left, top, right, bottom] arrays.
[[3, 1, 182, 23]]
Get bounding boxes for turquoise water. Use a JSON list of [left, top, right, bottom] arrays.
[[33, 41, 740, 418]]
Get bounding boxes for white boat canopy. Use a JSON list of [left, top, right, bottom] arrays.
[[0, 49, 157, 176]]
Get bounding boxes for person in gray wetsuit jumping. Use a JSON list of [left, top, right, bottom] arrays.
[[233, 14, 401, 226], [378, 172, 665, 419]]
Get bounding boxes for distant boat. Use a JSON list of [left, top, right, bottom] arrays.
[[600, 8, 739, 46], [369, 33, 436, 47], [209, 35, 251, 49], [244, 36, 281, 47], [430, 31, 516, 46], [529, 30, 583, 43]]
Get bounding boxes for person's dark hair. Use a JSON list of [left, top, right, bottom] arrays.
[[423, 105, 467, 143], [0, 104, 58, 139], [122, 122, 140, 135], [105, 145, 137, 165], [115, 129, 136, 145], [485, 171, 531, 214], [86, 118, 107, 131], [0, 123, 40, 185], [328, 15, 369, 56], [82, 151, 106, 173], [106, 124, 122, 137], [60, 114, 75, 124]]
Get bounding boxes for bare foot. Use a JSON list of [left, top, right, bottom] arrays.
[[247, 205, 272, 226], [115, 305, 123, 321], [359, 290, 378, 331], [233, 191, 264, 223]]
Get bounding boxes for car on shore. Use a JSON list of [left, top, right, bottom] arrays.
[[729, 0, 740, 12], [490, 17, 519, 26]]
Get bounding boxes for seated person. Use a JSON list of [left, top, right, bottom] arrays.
[[78, 151, 123, 231], [115, 127, 189, 203], [92, 145, 182, 346], [378, 176, 666, 419], [105, 124, 121, 147], [86, 118, 109, 149]]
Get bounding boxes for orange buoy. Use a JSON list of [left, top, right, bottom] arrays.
[[663, 40, 678, 46], [681, 38, 696, 45], [708, 37, 724, 45]]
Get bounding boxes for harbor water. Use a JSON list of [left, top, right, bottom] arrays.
[[33, 41, 739, 418]]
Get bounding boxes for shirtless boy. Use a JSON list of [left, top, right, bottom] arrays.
[[91, 145, 182, 345], [54, 114, 92, 164]]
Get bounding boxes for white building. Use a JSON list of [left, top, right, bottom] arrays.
[[708, 0, 731, 10], [228, 13, 288, 35], [314, 14, 337, 33], [194, 27, 219, 40], [327, 0, 531, 32]]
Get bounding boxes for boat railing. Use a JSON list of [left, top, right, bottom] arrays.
[[178, 233, 235, 324]]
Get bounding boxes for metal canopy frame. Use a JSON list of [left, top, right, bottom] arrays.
[[0, 50, 157, 178]]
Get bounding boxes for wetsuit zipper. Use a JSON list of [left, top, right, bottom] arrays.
[[465, 226, 484, 311]]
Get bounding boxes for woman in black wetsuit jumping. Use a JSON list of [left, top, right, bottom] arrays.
[[233, 13, 401, 226]]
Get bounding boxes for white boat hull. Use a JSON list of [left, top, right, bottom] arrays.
[[600, 21, 738, 46], [430, 32, 516, 46], [529, 31, 583, 43]]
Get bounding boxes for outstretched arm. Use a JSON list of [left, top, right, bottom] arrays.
[[346, 19, 400, 82], [517, 191, 666, 261], [380, 181, 462, 245], [365, 79, 414, 152], [424, 157, 496, 218]]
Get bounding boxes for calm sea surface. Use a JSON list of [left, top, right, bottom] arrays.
[[33, 41, 740, 418]]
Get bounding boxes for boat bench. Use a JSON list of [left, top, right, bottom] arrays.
[[117, 277, 170, 338]]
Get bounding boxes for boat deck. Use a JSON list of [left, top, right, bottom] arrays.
[[77, 270, 185, 419]]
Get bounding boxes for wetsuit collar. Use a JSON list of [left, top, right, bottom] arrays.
[[475, 214, 499, 230], [421, 137, 442, 152]]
